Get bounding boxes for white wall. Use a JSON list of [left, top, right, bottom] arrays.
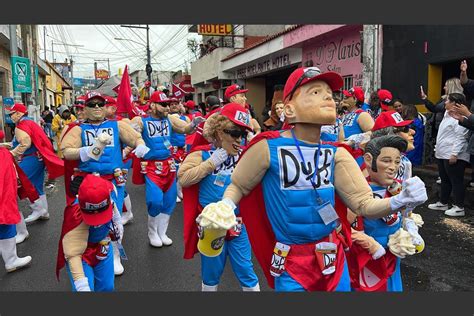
[[190, 47, 236, 85]]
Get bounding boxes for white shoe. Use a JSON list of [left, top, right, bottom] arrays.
[[202, 282, 218, 291], [15, 213, 30, 244], [148, 215, 162, 247], [0, 237, 32, 272], [121, 211, 134, 226], [157, 213, 173, 246], [176, 196, 182, 203], [436, 177, 441, 185], [428, 201, 449, 211], [113, 241, 124, 276], [469, 182, 474, 188], [242, 283, 261, 292], [25, 199, 49, 223], [444, 205, 465, 217]]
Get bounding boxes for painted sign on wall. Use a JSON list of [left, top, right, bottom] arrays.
[[302, 29, 363, 85]]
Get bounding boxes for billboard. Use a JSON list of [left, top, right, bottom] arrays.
[[198, 24, 233, 36]]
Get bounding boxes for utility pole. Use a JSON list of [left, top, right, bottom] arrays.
[[70, 56, 74, 101], [51, 40, 54, 62], [107, 58, 110, 75], [94, 61, 98, 87], [361, 24, 382, 99], [120, 24, 151, 82]]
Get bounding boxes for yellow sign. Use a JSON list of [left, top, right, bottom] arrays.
[[198, 24, 232, 36]]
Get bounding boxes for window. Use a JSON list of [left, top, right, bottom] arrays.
[[343, 75, 353, 91]]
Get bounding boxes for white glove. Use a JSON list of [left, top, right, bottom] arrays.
[[74, 277, 91, 292], [403, 217, 425, 253], [191, 116, 206, 128], [372, 246, 386, 260], [222, 197, 237, 211], [209, 148, 228, 168], [409, 212, 424, 228], [79, 133, 113, 162], [387, 228, 416, 258], [389, 176, 428, 211], [279, 111, 285, 122], [132, 144, 150, 158]]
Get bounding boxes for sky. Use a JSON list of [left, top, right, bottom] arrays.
[[38, 25, 202, 78]]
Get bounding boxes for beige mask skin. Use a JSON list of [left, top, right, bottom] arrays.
[[169, 101, 180, 114], [8, 111, 24, 124], [364, 147, 402, 187], [105, 106, 117, 119], [284, 80, 337, 125], [230, 93, 247, 106], [341, 95, 357, 109], [150, 102, 170, 118], [84, 101, 106, 122], [74, 107, 85, 121], [215, 120, 245, 156], [396, 128, 415, 152]]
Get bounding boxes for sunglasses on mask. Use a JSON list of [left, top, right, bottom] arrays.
[[85, 101, 105, 108], [394, 125, 413, 133], [223, 129, 248, 139], [287, 68, 322, 101]]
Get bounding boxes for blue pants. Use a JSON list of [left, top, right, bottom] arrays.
[[0, 225, 16, 240], [275, 258, 351, 292], [387, 258, 403, 292], [144, 176, 177, 217], [200, 225, 259, 288], [19, 155, 45, 196], [67, 243, 115, 292]]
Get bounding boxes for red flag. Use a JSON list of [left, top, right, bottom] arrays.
[[172, 83, 186, 99], [116, 65, 134, 117]]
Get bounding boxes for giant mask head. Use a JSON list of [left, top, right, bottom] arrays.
[[282, 67, 343, 125], [203, 103, 252, 156], [84, 92, 107, 122], [149, 91, 170, 118], [364, 135, 408, 187]]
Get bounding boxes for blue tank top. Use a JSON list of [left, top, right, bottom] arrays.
[[12, 117, 38, 156], [261, 135, 338, 245], [170, 115, 187, 148], [198, 149, 240, 216], [88, 221, 112, 243], [342, 110, 364, 138], [363, 183, 401, 248], [141, 116, 172, 160], [78, 120, 123, 175]]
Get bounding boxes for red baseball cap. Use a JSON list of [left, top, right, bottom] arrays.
[[150, 91, 170, 104], [377, 89, 393, 111], [104, 96, 117, 107], [184, 100, 196, 109], [6, 103, 28, 114], [78, 174, 114, 226], [224, 84, 248, 100], [283, 67, 343, 101], [85, 91, 106, 103], [342, 86, 365, 103], [169, 97, 179, 103], [145, 80, 151, 87], [372, 110, 413, 132], [219, 103, 252, 131]]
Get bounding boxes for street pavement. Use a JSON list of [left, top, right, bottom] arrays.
[[0, 169, 472, 291]]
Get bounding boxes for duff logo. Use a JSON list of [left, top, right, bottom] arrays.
[[278, 146, 334, 190], [212, 152, 239, 175], [146, 120, 170, 137], [84, 128, 114, 147], [342, 112, 357, 126], [235, 111, 249, 125]]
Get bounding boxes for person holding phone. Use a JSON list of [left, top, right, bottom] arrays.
[[459, 60, 474, 187], [428, 93, 470, 217]]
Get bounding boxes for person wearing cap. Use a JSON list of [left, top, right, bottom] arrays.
[[365, 89, 393, 121], [72, 103, 86, 123], [56, 174, 123, 292], [198, 66, 428, 292], [224, 84, 261, 137], [139, 80, 154, 105], [346, 135, 424, 292], [178, 102, 260, 292], [0, 130, 35, 273], [7, 103, 64, 225], [340, 86, 375, 139], [60, 91, 149, 276], [52, 104, 77, 158], [131, 91, 206, 248], [169, 97, 191, 203], [371, 110, 417, 183]]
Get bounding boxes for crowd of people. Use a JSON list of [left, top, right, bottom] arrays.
[[0, 59, 472, 293]]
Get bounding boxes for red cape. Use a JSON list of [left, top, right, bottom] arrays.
[[60, 122, 81, 206], [238, 131, 353, 289], [183, 144, 212, 259], [0, 148, 39, 225], [55, 202, 83, 280], [17, 119, 64, 179]]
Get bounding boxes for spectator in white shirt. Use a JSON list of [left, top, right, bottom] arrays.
[[428, 93, 470, 217]]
